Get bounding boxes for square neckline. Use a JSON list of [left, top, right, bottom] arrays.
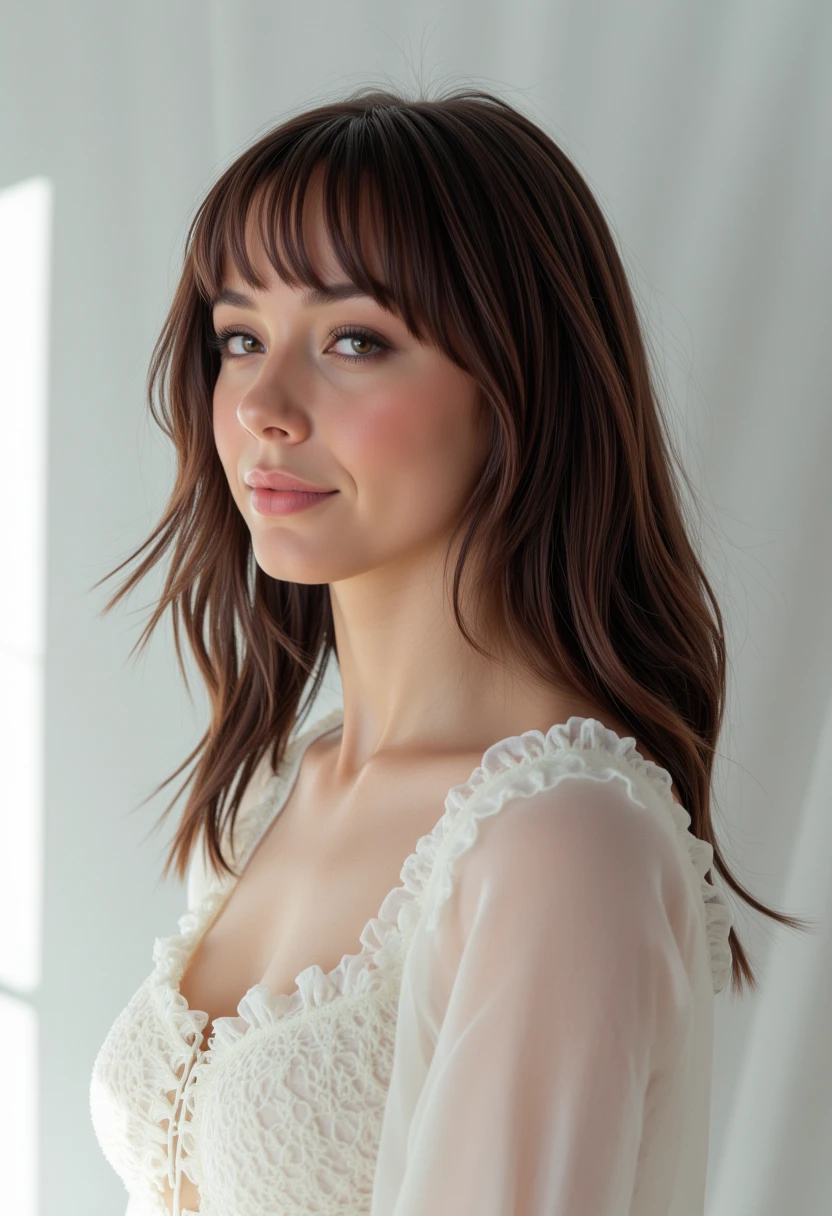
[[160, 704, 680, 1048], [173, 710, 353, 1048]]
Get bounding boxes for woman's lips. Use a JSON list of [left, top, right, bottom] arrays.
[[249, 487, 338, 516]]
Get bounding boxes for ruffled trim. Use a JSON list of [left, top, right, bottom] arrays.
[[154, 709, 733, 1076], [151, 705, 413, 1048], [207, 812, 438, 1051], [137, 708, 353, 1197], [425, 716, 735, 995], [149, 706, 347, 993], [208, 875, 423, 1055], [205, 711, 734, 1057]]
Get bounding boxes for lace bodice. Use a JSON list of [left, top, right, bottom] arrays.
[[89, 709, 734, 1216]]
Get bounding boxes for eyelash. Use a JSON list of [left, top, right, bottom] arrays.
[[207, 324, 389, 364]]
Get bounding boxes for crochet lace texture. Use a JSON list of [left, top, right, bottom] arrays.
[[89, 710, 734, 1215]]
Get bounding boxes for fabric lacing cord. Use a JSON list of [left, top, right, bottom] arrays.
[[168, 1029, 204, 1216]]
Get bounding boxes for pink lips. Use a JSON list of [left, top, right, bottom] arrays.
[[248, 487, 338, 516]]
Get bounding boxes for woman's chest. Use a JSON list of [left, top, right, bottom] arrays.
[[178, 809, 414, 1042], [177, 740, 482, 1049]]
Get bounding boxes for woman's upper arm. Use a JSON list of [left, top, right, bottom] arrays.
[[372, 772, 702, 1216]]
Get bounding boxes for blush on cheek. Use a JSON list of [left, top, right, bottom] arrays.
[[347, 391, 454, 466], [344, 396, 476, 527]]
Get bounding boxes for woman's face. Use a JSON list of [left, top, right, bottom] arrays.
[[211, 181, 490, 589]]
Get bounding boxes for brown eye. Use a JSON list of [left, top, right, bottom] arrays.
[[208, 327, 264, 360], [327, 325, 389, 364], [339, 335, 372, 356]]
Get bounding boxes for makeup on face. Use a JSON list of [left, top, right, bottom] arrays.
[[248, 487, 339, 516]]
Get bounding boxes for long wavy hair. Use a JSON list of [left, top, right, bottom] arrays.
[[93, 84, 815, 997]]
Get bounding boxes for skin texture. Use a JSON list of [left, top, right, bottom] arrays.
[[212, 169, 632, 797]]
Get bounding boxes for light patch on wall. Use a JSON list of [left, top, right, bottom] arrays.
[[0, 175, 52, 1216], [0, 992, 38, 1215]]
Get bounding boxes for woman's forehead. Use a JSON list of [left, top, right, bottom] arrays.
[[221, 188, 381, 290]]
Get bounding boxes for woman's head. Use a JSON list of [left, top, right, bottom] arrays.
[[97, 84, 814, 995], [211, 166, 491, 604], [168, 89, 694, 678]]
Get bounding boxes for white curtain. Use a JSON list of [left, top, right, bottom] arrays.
[[0, 1, 828, 1213]]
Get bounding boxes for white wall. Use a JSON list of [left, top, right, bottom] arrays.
[[0, 2, 829, 1213]]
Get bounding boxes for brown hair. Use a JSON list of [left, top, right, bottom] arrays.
[[93, 83, 816, 997]]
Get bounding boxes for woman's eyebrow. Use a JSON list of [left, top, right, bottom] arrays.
[[211, 282, 373, 310]]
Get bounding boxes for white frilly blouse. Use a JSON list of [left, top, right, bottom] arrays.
[[90, 707, 734, 1216]]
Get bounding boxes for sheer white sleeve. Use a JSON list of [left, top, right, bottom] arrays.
[[371, 774, 702, 1216]]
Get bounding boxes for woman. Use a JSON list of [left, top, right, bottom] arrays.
[[88, 85, 810, 1215]]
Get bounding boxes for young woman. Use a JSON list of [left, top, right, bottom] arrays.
[[88, 86, 810, 1216]]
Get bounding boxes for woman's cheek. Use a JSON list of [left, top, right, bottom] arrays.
[[340, 389, 445, 472]]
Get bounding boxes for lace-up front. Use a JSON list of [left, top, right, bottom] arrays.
[[90, 708, 734, 1216]]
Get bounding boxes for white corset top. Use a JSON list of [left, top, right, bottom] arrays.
[[89, 709, 734, 1216]]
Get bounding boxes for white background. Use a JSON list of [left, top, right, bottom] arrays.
[[0, 2, 830, 1213]]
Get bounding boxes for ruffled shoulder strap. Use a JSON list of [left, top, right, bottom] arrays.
[[425, 716, 735, 995], [185, 706, 346, 909], [228, 705, 347, 869]]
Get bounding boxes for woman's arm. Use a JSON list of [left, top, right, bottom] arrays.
[[372, 774, 699, 1215]]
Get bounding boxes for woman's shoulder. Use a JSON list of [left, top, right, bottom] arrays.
[[423, 713, 734, 993], [184, 709, 343, 910], [184, 744, 285, 910]]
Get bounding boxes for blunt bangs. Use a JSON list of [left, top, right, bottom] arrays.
[[186, 116, 472, 356]]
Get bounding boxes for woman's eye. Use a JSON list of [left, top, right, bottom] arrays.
[[329, 329, 386, 362], [227, 332, 261, 358], [208, 325, 388, 364]]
